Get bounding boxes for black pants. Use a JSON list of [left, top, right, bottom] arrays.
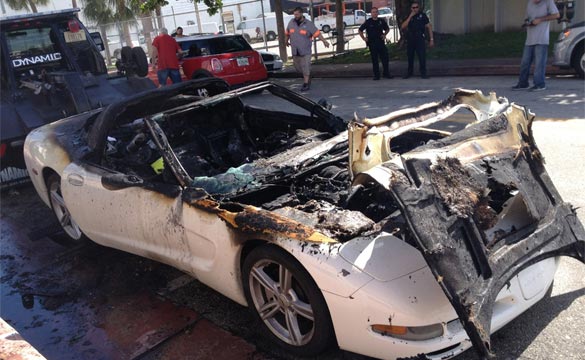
[[369, 40, 389, 78], [407, 37, 426, 76]]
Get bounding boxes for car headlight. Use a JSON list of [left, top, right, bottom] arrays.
[[274, 55, 281, 61], [558, 29, 571, 41], [371, 323, 444, 341]]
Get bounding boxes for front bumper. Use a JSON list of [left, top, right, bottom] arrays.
[[325, 257, 558, 360]]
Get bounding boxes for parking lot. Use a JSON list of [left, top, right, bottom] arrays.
[[1, 75, 584, 360]]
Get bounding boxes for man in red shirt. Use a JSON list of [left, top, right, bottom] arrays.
[[152, 28, 182, 86]]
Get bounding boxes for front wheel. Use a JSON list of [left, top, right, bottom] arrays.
[[47, 174, 87, 245], [242, 245, 335, 356], [322, 25, 331, 33], [266, 31, 277, 41]]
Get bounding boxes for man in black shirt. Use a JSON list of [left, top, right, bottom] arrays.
[[401, 1, 434, 79], [359, 8, 392, 80]]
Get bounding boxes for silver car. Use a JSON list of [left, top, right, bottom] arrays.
[[553, 21, 584, 78]]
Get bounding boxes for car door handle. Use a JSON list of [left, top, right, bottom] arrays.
[[67, 173, 84, 186]]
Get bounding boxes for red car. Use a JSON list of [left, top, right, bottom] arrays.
[[149, 34, 267, 87]]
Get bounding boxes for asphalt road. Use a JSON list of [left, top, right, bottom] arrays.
[[1, 75, 583, 360]]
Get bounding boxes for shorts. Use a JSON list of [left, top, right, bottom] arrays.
[[293, 55, 312, 77]]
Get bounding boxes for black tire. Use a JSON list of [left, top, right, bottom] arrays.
[[322, 25, 331, 33], [266, 31, 277, 41], [571, 42, 584, 78], [131, 47, 149, 77], [191, 69, 213, 79], [47, 173, 88, 246], [120, 46, 133, 64], [242, 244, 335, 356]]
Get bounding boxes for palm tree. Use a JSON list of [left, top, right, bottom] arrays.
[[83, 0, 138, 57], [83, 0, 116, 64], [5, 0, 50, 13]]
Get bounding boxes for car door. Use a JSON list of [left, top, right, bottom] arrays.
[[60, 162, 195, 268]]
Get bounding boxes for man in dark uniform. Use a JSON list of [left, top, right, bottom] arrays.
[[401, 1, 434, 79], [359, 7, 392, 80]]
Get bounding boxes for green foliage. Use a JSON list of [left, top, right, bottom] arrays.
[[131, 0, 223, 15], [5, 0, 50, 13]]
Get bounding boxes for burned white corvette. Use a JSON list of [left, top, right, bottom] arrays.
[[25, 79, 584, 359]]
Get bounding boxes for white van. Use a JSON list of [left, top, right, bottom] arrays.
[[237, 13, 294, 42]]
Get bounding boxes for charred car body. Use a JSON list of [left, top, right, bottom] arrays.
[[24, 79, 584, 359], [0, 8, 154, 186]]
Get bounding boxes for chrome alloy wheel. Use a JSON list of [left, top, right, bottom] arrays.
[[249, 259, 315, 346], [49, 179, 83, 240]]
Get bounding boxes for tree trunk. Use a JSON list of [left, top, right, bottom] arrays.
[[122, 20, 133, 46], [335, 0, 344, 53], [395, 0, 410, 46], [273, 0, 287, 62], [155, 6, 164, 29], [29, 0, 37, 13], [71, 0, 77, 8], [101, 24, 112, 66], [140, 13, 155, 60]]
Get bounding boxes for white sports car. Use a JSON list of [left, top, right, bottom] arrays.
[[24, 79, 584, 360]]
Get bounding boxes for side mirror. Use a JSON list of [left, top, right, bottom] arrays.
[[90, 32, 105, 52], [318, 98, 333, 111]]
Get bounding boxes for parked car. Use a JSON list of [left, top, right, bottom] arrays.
[[258, 50, 283, 71], [0, 8, 154, 187], [24, 79, 584, 359], [315, 9, 366, 33], [148, 34, 267, 87], [237, 13, 294, 42], [367, 7, 395, 26], [553, 21, 584, 78]]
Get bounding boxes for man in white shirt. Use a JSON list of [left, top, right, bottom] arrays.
[[512, 0, 559, 91]]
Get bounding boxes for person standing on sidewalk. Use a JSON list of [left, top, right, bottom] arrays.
[[152, 28, 182, 86], [286, 7, 330, 92], [359, 8, 393, 80], [512, 0, 559, 91], [401, 1, 433, 79]]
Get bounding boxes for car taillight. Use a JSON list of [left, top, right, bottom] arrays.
[[68, 19, 80, 32], [211, 58, 223, 73], [0, 143, 6, 158]]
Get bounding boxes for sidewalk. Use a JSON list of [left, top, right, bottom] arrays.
[[271, 58, 575, 78], [0, 318, 46, 360]]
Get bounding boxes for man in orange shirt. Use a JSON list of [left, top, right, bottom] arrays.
[[152, 28, 182, 86]]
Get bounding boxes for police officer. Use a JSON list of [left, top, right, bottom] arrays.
[[359, 7, 392, 80], [401, 1, 434, 79]]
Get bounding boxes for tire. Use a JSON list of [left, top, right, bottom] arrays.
[[120, 46, 133, 65], [131, 47, 149, 77], [266, 31, 277, 41], [242, 245, 335, 356], [191, 69, 213, 79], [47, 173, 88, 245], [322, 25, 331, 33], [571, 42, 584, 78]]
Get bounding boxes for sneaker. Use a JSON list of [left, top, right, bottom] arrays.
[[511, 84, 529, 91], [383, 74, 394, 79], [300, 83, 310, 92], [530, 85, 546, 91]]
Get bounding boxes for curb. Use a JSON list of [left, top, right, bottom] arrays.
[[271, 62, 575, 78]]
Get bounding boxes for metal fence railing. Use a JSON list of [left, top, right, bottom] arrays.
[[84, 0, 400, 63]]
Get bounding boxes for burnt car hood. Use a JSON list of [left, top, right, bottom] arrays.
[[349, 89, 585, 358]]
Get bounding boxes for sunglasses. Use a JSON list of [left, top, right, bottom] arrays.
[[412, 6, 419, 9]]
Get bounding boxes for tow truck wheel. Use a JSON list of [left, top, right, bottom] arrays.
[[131, 47, 149, 77], [120, 46, 133, 65]]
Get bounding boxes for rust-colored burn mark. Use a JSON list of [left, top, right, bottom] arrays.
[[185, 194, 337, 244]]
